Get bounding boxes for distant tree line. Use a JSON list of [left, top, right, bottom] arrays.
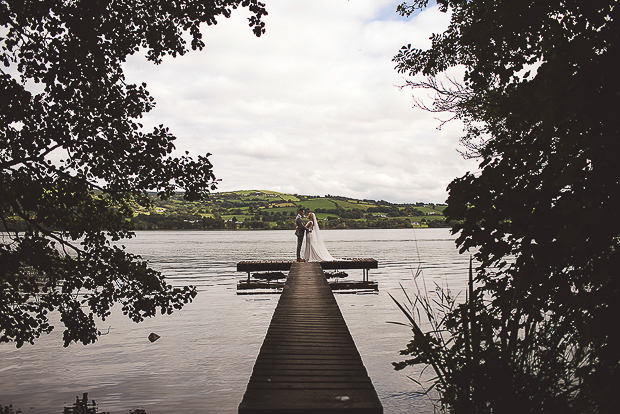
[[366, 206, 426, 217], [1, 209, 448, 233], [131, 214, 225, 230], [124, 214, 449, 230]]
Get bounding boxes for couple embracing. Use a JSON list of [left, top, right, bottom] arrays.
[[295, 208, 336, 262]]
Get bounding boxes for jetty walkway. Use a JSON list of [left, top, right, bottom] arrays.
[[238, 262, 383, 413]]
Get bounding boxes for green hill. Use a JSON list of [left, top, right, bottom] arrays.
[[130, 190, 450, 230]]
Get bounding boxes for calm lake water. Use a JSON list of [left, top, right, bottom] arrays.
[[0, 228, 470, 413]]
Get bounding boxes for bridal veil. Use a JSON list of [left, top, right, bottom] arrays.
[[303, 213, 336, 262]]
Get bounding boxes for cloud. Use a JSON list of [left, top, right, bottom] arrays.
[[122, 0, 478, 203]]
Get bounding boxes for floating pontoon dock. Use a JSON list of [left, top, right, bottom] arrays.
[[237, 259, 379, 293]]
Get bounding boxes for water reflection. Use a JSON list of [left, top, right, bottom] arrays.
[[0, 228, 469, 413]]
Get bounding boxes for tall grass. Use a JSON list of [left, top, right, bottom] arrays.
[[390, 257, 476, 412], [391, 253, 595, 413]]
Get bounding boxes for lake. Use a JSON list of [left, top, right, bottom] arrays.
[[0, 228, 470, 413]]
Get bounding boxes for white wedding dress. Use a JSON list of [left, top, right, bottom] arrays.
[[303, 214, 337, 262]]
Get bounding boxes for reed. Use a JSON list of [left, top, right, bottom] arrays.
[[392, 255, 593, 413]]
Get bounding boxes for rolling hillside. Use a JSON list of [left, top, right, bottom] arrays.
[[131, 190, 450, 230]]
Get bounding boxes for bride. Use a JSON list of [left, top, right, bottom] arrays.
[[303, 212, 337, 262]]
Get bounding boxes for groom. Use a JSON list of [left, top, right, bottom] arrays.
[[295, 207, 308, 262]]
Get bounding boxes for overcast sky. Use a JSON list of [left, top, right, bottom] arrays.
[[122, 0, 479, 204]]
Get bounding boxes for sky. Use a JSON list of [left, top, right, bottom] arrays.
[[122, 0, 479, 204]]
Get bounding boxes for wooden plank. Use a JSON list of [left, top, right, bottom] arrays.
[[237, 260, 295, 272], [321, 259, 378, 270], [239, 390, 382, 414], [238, 262, 383, 413]]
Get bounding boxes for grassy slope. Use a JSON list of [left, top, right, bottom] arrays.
[[138, 190, 447, 226]]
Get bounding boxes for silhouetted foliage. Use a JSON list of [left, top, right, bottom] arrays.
[[1, 0, 267, 347], [62, 393, 101, 414], [395, 0, 619, 412], [2, 392, 147, 413]]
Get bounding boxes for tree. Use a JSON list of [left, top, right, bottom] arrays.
[[394, 1, 619, 412], [0, 0, 267, 347]]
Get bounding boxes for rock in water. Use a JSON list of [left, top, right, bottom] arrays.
[[148, 332, 160, 342]]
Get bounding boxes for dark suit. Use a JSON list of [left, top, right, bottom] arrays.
[[295, 213, 308, 259]]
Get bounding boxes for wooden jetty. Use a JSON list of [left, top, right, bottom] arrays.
[[238, 262, 383, 413]]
